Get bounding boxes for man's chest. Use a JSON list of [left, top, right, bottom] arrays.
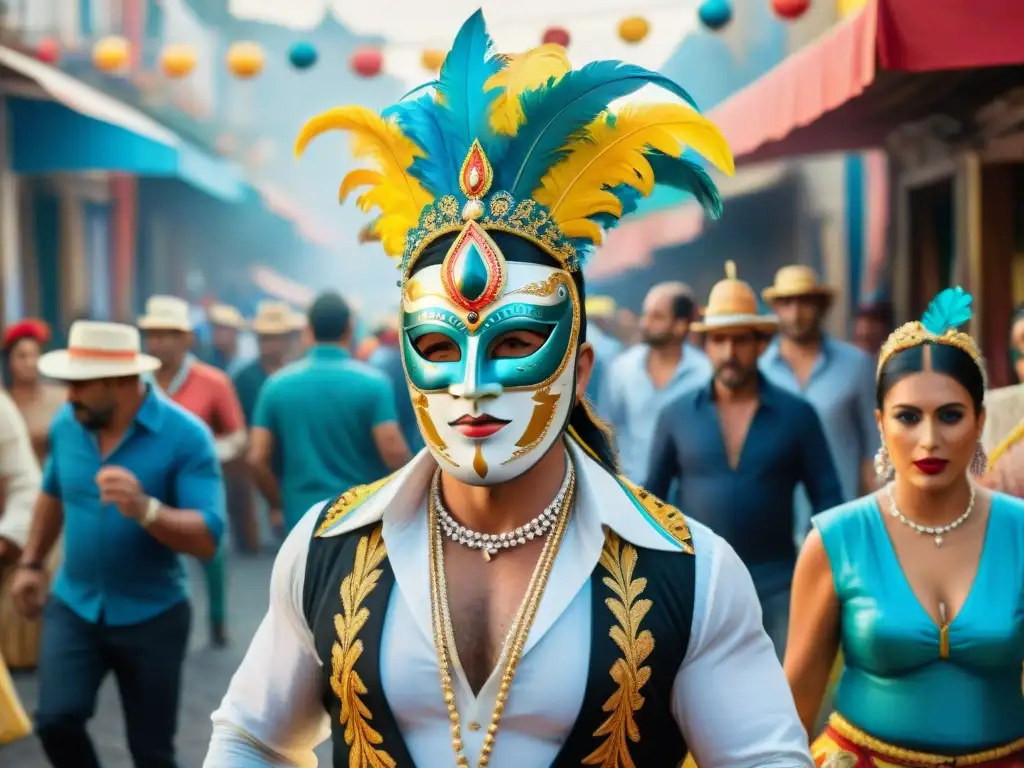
[[56, 437, 176, 506]]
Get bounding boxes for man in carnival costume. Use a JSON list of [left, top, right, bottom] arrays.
[[204, 11, 811, 768]]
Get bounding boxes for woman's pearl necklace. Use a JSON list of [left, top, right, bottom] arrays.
[[886, 482, 976, 547], [434, 463, 572, 562]]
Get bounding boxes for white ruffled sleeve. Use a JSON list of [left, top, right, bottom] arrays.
[[672, 523, 813, 768], [204, 507, 330, 768]]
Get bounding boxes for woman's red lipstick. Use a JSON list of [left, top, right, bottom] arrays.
[[913, 458, 949, 475], [450, 414, 510, 439]]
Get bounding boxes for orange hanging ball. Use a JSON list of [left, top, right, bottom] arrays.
[[618, 16, 650, 43], [93, 36, 130, 72], [160, 44, 196, 78], [227, 41, 264, 79], [421, 48, 445, 72]]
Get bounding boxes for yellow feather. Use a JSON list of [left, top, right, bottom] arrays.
[[533, 103, 735, 242], [295, 105, 434, 257], [485, 44, 571, 136]]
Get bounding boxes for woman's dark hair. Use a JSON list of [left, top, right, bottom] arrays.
[[413, 231, 620, 474], [876, 342, 985, 413]]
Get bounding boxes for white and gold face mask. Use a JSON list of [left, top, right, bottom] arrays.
[[400, 222, 581, 485]]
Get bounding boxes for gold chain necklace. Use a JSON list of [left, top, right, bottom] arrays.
[[427, 462, 575, 767]]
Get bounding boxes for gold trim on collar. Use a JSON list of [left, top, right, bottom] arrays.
[[330, 525, 396, 768], [584, 532, 654, 768], [618, 478, 695, 555], [315, 474, 396, 537]]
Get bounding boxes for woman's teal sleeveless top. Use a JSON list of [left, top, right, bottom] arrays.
[[815, 492, 1024, 753]]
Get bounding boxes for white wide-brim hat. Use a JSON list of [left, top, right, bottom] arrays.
[[138, 295, 193, 332], [38, 321, 161, 381], [691, 313, 779, 334], [251, 301, 298, 335]]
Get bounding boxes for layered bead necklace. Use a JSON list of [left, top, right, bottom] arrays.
[[426, 461, 575, 767], [887, 482, 976, 547], [434, 464, 572, 561]]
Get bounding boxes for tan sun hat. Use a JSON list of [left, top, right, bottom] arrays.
[[38, 321, 161, 381], [207, 303, 246, 330], [138, 295, 193, 332], [251, 301, 296, 336], [691, 261, 779, 334], [761, 265, 836, 303], [287, 311, 308, 332], [585, 295, 617, 320]]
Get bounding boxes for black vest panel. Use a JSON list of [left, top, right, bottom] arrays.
[[303, 497, 696, 767]]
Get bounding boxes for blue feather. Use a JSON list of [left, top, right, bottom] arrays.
[[921, 287, 973, 335], [499, 61, 700, 198], [646, 151, 723, 219], [590, 183, 644, 229], [384, 94, 460, 196], [435, 9, 505, 161]]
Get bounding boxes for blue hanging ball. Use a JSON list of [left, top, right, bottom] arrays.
[[288, 41, 318, 70], [698, 0, 732, 31]]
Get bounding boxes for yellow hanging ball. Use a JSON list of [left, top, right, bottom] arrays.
[[160, 44, 196, 79], [618, 16, 650, 44], [93, 36, 130, 72], [227, 41, 264, 79], [421, 48, 445, 72]]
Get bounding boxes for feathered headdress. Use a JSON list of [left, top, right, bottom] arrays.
[[878, 287, 986, 385], [296, 9, 734, 277]]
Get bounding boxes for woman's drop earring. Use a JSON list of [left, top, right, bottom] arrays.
[[970, 441, 988, 477], [874, 442, 894, 482]]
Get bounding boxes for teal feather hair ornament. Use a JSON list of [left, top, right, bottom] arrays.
[[296, 8, 734, 277], [878, 286, 986, 385]]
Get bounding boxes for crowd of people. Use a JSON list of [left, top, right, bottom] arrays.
[[1, 9, 1023, 767]]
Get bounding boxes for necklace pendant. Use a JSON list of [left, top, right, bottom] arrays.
[[934, 535, 944, 547], [482, 549, 492, 562]]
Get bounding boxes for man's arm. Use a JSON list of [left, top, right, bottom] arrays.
[[212, 376, 248, 464], [16, 492, 64, 568], [249, 384, 284, 511], [204, 508, 329, 767], [672, 528, 812, 767], [369, 376, 412, 470], [0, 392, 41, 558], [797, 403, 845, 514], [642, 402, 680, 498]]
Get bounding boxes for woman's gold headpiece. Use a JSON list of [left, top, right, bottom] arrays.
[[877, 287, 986, 387]]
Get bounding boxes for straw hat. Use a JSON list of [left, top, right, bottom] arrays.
[[585, 295, 617, 320], [207, 303, 246, 330], [38, 321, 161, 381], [138, 295, 192, 332], [287, 311, 308, 332], [251, 301, 296, 335], [761, 265, 836, 302], [691, 261, 779, 334]]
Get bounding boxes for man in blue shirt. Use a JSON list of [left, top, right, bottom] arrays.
[[247, 292, 412, 532], [644, 264, 843, 657], [8, 321, 225, 768]]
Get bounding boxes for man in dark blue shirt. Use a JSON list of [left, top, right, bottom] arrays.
[[644, 263, 842, 658], [9, 321, 226, 768]]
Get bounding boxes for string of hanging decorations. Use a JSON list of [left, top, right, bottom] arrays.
[[36, 0, 813, 80]]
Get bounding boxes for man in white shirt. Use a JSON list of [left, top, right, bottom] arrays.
[[204, 12, 812, 768], [0, 389, 42, 561]]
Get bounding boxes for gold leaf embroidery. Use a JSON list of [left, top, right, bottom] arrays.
[[316, 474, 396, 537], [618, 477, 694, 554], [329, 526, 396, 768], [584, 532, 654, 768]]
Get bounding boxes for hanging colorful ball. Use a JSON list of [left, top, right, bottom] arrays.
[[698, 0, 733, 30], [351, 47, 383, 78], [93, 36, 130, 73], [160, 44, 196, 78], [36, 38, 61, 65], [541, 26, 571, 48], [227, 41, 264, 79], [617, 16, 650, 44], [288, 41, 318, 70], [771, 0, 811, 19], [421, 48, 445, 72]]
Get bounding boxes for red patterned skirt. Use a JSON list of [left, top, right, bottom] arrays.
[[813, 714, 1024, 768]]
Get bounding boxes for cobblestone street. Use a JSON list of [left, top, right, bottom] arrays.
[[1, 552, 332, 767]]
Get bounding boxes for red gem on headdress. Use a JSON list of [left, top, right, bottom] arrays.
[[460, 141, 491, 199]]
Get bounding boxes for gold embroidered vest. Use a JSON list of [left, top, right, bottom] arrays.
[[301, 493, 696, 768]]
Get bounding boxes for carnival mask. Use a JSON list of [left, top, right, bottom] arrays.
[[401, 222, 580, 485]]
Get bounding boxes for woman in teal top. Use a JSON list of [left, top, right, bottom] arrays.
[[785, 288, 1024, 768]]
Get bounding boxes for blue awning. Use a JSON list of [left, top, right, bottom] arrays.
[[0, 46, 245, 203]]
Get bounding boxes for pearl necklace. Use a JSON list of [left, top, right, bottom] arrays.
[[886, 482, 976, 547], [434, 462, 572, 561], [427, 464, 574, 767]]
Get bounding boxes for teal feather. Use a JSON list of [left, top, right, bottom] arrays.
[[921, 287, 973, 335], [384, 94, 461, 196], [645, 151, 723, 219], [435, 9, 506, 161], [498, 61, 699, 198]]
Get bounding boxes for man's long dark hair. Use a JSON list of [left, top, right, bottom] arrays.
[[412, 230, 620, 475]]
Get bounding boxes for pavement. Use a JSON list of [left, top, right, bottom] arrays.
[[1, 552, 333, 767]]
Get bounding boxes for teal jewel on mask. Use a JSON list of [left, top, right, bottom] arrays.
[[454, 241, 489, 303], [440, 221, 506, 314]]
